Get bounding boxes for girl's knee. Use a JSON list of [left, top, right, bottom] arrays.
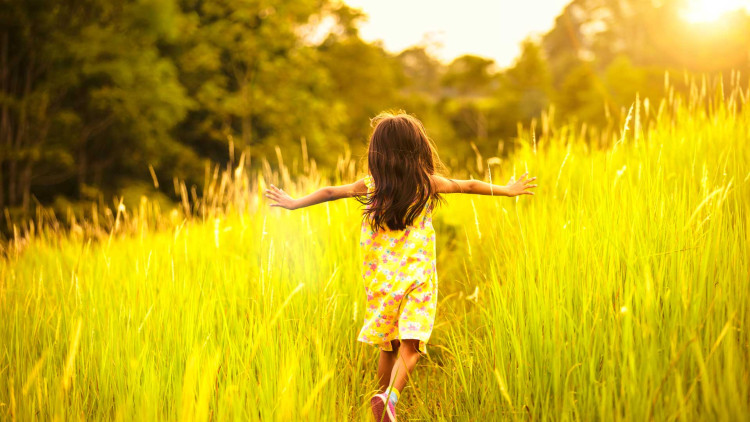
[[401, 339, 421, 356]]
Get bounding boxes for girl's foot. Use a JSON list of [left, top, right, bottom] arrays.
[[370, 393, 397, 422]]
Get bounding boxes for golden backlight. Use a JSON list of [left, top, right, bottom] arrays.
[[682, 0, 750, 23]]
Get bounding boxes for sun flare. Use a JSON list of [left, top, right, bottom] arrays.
[[682, 0, 750, 23]]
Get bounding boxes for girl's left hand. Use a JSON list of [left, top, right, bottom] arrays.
[[505, 173, 538, 196], [264, 185, 297, 209]]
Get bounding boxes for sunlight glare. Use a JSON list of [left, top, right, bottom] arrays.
[[682, 0, 750, 23]]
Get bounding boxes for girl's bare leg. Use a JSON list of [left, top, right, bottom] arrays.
[[377, 340, 401, 392], [389, 339, 421, 392]]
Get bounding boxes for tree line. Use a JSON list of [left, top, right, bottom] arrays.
[[1, 0, 748, 215]]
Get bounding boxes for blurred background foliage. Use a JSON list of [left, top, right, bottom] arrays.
[[1, 0, 749, 217]]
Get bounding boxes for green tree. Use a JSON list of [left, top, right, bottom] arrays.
[[442, 55, 496, 97], [501, 40, 553, 123], [172, 0, 346, 170], [397, 47, 443, 96], [0, 0, 192, 211], [316, 5, 404, 152]]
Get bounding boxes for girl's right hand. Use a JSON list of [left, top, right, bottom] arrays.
[[505, 173, 537, 196], [264, 185, 298, 209]]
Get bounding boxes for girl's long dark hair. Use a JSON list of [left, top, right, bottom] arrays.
[[360, 111, 444, 231]]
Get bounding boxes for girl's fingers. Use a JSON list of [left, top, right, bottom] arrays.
[[270, 185, 289, 196], [265, 194, 280, 203], [265, 188, 294, 208]]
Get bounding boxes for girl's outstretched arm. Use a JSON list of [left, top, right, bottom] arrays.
[[432, 173, 537, 197], [264, 179, 367, 210]]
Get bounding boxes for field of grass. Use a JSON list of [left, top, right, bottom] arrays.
[[1, 80, 749, 421]]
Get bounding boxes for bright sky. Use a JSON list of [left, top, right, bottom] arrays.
[[343, 0, 572, 68], [343, 0, 750, 68]]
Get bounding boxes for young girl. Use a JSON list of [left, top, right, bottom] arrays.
[[264, 112, 536, 421]]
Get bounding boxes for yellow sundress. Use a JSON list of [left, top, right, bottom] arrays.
[[357, 175, 438, 353]]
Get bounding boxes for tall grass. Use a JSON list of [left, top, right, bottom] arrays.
[[1, 75, 749, 420]]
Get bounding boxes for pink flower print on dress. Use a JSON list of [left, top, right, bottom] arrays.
[[414, 308, 430, 318]]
